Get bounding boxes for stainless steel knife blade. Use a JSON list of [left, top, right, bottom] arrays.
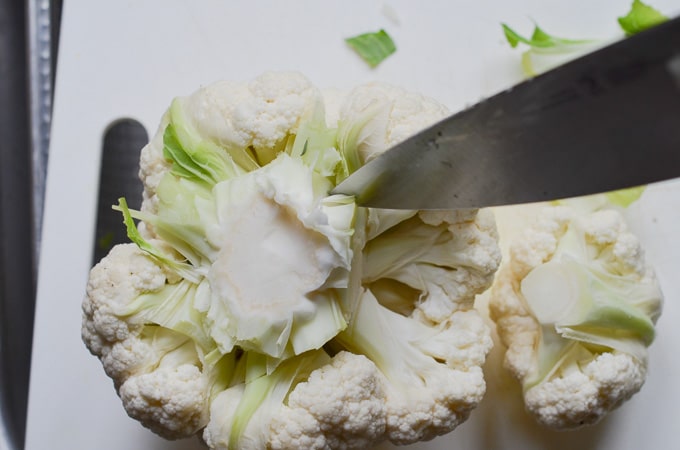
[[333, 17, 680, 210]]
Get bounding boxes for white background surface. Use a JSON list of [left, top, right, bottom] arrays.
[[26, 1, 680, 449]]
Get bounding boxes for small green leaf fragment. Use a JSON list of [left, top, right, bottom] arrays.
[[501, 24, 524, 48], [605, 185, 646, 208], [618, 0, 668, 36], [345, 29, 396, 68], [530, 25, 553, 45], [501, 21, 599, 77], [97, 231, 115, 251], [116, 197, 151, 251]]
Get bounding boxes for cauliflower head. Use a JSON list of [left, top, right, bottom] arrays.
[[83, 71, 500, 449], [489, 201, 663, 429]]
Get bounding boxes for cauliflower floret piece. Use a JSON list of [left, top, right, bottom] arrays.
[[82, 243, 165, 353], [82, 243, 214, 439], [336, 82, 449, 166], [334, 290, 492, 444], [345, 189, 498, 445], [489, 204, 663, 429], [269, 352, 386, 450], [120, 363, 209, 440], [363, 208, 501, 324], [524, 352, 645, 428], [139, 71, 321, 215], [186, 71, 319, 151]]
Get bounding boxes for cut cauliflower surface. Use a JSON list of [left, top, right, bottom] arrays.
[[489, 202, 663, 429], [82, 71, 500, 449]]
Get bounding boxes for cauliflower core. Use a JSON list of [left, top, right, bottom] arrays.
[[207, 154, 352, 358], [82, 71, 500, 449]]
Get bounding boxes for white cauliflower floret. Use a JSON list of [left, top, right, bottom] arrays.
[[420, 310, 493, 370], [330, 84, 499, 443], [82, 243, 165, 360], [83, 243, 213, 439], [383, 309, 491, 444], [525, 352, 645, 428], [335, 289, 493, 445], [269, 352, 386, 450], [139, 71, 321, 215], [414, 209, 501, 323], [489, 203, 663, 429], [138, 116, 172, 216], [362, 208, 501, 325], [120, 363, 209, 440], [185, 71, 319, 151], [84, 71, 502, 449], [336, 82, 449, 166], [383, 366, 486, 445], [338, 82, 449, 155]]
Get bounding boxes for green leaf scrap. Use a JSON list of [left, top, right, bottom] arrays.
[[618, 0, 668, 36], [345, 29, 396, 68], [501, 23, 591, 49]]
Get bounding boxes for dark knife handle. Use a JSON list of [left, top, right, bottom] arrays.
[[92, 119, 147, 265]]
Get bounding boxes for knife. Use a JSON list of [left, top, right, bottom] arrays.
[[92, 119, 147, 265], [333, 16, 680, 210]]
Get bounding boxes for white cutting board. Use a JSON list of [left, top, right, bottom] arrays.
[[26, 1, 680, 449]]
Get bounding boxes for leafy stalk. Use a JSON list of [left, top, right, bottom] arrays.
[[502, 2, 669, 77], [618, 0, 668, 36], [227, 350, 330, 449], [114, 197, 200, 282]]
